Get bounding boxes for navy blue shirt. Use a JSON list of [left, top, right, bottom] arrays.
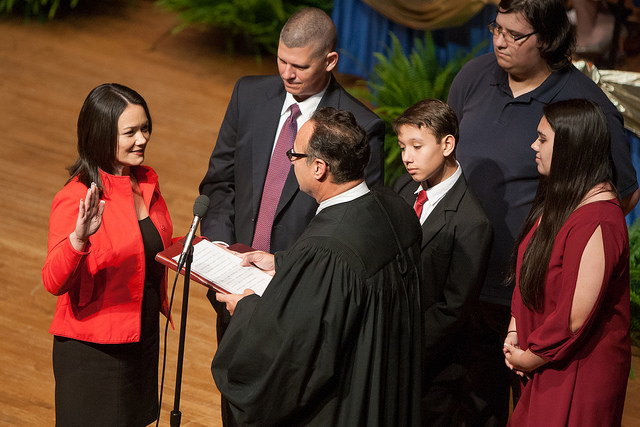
[[448, 53, 638, 306]]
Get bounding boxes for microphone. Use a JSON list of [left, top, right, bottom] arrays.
[[177, 195, 210, 269]]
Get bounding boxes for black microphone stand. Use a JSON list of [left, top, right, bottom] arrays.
[[170, 243, 193, 427]]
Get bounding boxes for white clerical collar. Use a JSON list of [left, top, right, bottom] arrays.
[[317, 181, 370, 214]]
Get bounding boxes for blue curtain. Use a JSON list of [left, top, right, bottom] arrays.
[[332, 0, 497, 78], [627, 131, 640, 226]]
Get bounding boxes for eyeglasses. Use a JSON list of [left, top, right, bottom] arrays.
[[286, 148, 308, 162], [488, 20, 536, 44]]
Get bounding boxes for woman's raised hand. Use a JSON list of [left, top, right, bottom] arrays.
[[69, 182, 105, 250]]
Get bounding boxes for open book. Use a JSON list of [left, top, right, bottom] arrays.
[[155, 237, 272, 296]]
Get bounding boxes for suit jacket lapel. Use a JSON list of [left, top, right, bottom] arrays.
[[252, 81, 287, 216], [317, 75, 341, 108], [420, 175, 468, 249], [396, 176, 443, 246]]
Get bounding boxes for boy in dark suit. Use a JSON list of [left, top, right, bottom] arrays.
[[393, 99, 493, 426]]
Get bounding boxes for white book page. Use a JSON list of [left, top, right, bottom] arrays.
[[173, 240, 271, 296]]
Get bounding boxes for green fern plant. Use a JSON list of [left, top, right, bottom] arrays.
[[631, 283, 640, 347], [0, 0, 79, 19], [355, 32, 485, 185], [628, 217, 640, 347]]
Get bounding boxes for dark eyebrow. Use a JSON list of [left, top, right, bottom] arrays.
[[121, 121, 148, 132], [277, 55, 310, 69]]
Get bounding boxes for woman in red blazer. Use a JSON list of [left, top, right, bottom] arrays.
[[42, 83, 173, 426]]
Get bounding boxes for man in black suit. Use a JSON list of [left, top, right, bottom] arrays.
[[198, 8, 384, 425], [199, 7, 384, 253], [393, 99, 493, 426]]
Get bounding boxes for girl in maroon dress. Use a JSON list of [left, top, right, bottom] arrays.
[[504, 99, 631, 426]]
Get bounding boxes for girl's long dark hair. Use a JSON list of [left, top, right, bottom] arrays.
[[512, 99, 616, 311], [67, 83, 151, 190]]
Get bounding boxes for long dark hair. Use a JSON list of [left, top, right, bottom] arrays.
[[498, 0, 575, 71], [67, 83, 152, 190], [513, 99, 616, 311]]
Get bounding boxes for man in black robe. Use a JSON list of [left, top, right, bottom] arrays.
[[212, 107, 423, 426]]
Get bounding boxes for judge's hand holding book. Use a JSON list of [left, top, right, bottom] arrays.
[[215, 250, 275, 314]]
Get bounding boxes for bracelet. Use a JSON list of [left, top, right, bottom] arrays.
[[506, 330, 517, 335]]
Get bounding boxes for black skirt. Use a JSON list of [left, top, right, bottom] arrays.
[[53, 217, 164, 427]]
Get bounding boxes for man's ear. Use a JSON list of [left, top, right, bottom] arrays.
[[442, 134, 456, 157], [326, 51, 338, 72], [313, 158, 329, 181]]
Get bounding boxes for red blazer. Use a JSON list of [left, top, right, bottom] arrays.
[[42, 166, 173, 344]]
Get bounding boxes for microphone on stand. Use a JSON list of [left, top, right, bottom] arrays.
[[177, 195, 210, 271], [168, 194, 210, 427]]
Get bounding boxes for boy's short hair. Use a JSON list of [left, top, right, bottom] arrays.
[[393, 99, 459, 145]]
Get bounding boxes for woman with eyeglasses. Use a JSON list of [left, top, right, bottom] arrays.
[[504, 99, 631, 426], [447, 0, 638, 424]]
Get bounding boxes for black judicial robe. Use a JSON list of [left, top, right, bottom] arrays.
[[212, 188, 423, 427]]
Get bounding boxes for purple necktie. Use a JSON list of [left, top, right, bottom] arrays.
[[414, 190, 428, 218], [252, 104, 301, 252]]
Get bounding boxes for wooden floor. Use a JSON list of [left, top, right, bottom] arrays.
[[0, 1, 639, 425]]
